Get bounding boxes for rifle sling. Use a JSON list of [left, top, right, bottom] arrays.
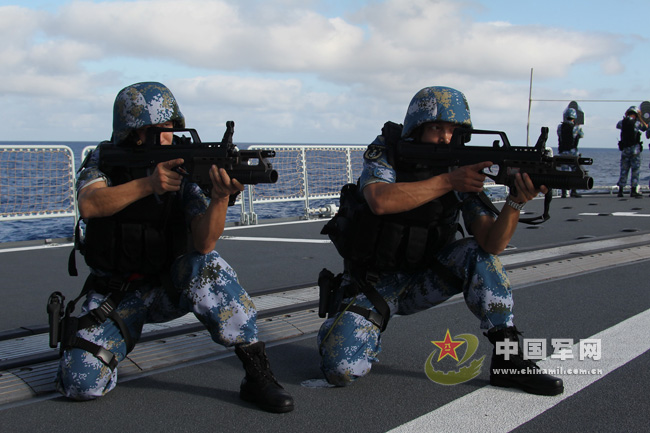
[[477, 191, 551, 225]]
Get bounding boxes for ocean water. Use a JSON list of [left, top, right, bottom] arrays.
[[0, 142, 646, 243]]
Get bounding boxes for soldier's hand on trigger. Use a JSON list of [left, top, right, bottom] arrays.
[[209, 165, 244, 203], [448, 161, 493, 193], [149, 158, 184, 195]]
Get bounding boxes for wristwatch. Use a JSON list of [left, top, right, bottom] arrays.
[[506, 196, 525, 211]]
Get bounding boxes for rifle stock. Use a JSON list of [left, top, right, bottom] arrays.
[[393, 127, 593, 192], [98, 121, 278, 190]]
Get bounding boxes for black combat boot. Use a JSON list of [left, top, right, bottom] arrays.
[[485, 327, 564, 396], [570, 189, 582, 198], [235, 341, 294, 413]]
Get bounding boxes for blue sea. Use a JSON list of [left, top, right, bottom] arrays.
[[0, 141, 646, 243]]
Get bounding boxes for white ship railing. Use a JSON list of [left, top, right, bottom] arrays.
[[241, 145, 366, 224], [0, 145, 77, 223], [2, 144, 611, 231]]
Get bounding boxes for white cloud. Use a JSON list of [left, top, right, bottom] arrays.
[[0, 0, 640, 146], [176, 75, 304, 109], [35, 0, 626, 81]]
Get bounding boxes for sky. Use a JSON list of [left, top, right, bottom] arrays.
[[1, 0, 648, 148]]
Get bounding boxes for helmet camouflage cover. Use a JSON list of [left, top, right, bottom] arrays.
[[112, 82, 185, 145], [402, 86, 472, 138], [564, 108, 577, 121], [625, 105, 640, 118]]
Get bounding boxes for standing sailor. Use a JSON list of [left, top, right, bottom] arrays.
[[616, 106, 647, 198], [557, 107, 584, 198]]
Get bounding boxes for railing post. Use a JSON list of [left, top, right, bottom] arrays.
[[301, 147, 310, 219], [346, 147, 354, 183], [238, 186, 248, 225]]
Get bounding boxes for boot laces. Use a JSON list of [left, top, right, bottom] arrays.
[[240, 348, 280, 386]]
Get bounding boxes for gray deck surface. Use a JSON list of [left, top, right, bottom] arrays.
[[1, 193, 649, 433]]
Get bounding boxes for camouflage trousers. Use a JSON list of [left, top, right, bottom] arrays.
[[559, 148, 578, 172], [317, 237, 513, 386], [56, 251, 257, 400], [617, 144, 642, 189]]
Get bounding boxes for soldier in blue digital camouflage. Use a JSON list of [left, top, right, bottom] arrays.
[[317, 86, 564, 396], [557, 107, 585, 198], [56, 82, 294, 413], [616, 106, 647, 198]]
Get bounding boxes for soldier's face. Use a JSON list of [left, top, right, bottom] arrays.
[[420, 122, 458, 145], [137, 121, 174, 145]]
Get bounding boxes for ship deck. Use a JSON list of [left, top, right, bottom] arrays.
[[1, 192, 649, 433]]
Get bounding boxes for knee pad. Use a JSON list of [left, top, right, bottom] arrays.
[[57, 348, 117, 400], [317, 312, 380, 386]]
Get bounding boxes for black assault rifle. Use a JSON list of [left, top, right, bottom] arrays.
[[392, 125, 594, 193], [98, 121, 278, 190]]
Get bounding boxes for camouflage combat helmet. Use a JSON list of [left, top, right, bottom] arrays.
[[402, 86, 472, 138], [625, 106, 640, 118], [564, 108, 577, 121], [112, 82, 185, 145]]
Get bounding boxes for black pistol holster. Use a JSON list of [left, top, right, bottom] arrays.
[[318, 268, 342, 320], [317, 265, 391, 332], [47, 275, 143, 370]]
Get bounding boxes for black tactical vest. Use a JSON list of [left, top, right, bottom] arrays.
[[558, 121, 576, 153], [80, 147, 190, 275], [322, 127, 462, 272], [620, 116, 641, 148]]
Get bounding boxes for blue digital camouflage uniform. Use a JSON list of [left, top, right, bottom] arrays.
[[56, 147, 258, 400], [616, 117, 647, 191], [317, 134, 514, 386]]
